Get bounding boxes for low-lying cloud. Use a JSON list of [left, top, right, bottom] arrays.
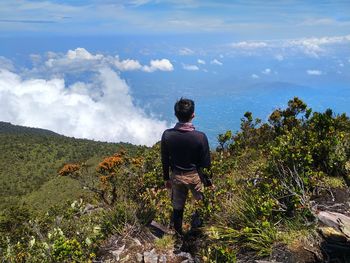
[[142, 59, 174, 72], [179, 48, 194, 56], [228, 35, 350, 58], [306, 69, 322, 75], [0, 65, 168, 146], [44, 47, 174, 73], [182, 63, 199, 71], [230, 41, 268, 49], [211, 59, 223, 66]]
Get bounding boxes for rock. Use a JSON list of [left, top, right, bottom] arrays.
[[255, 261, 282, 263], [317, 211, 350, 238], [133, 237, 142, 246], [317, 211, 350, 262], [111, 244, 125, 261], [120, 254, 130, 262], [319, 227, 348, 242], [144, 248, 158, 263], [136, 252, 143, 262], [83, 203, 95, 213], [149, 220, 174, 238], [176, 251, 194, 262], [159, 254, 167, 262]]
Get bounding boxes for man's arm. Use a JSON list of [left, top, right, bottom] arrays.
[[199, 133, 212, 186], [200, 133, 211, 169], [161, 131, 170, 181]]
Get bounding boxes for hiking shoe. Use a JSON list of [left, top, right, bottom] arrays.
[[190, 211, 202, 229], [173, 234, 184, 254]]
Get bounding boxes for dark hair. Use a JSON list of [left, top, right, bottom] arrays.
[[174, 98, 195, 122]]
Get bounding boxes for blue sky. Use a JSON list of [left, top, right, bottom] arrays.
[[1, 0, 350, 38], [0, 1, 350, 146]]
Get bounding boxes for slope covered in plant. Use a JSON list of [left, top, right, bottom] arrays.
[[0, 122, 140, 211], [1, 98, 350, 262]]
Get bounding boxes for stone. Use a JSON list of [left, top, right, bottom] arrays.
[[111, 244, 125, 261], [136, 252, 143, 262], [120, 255, 130, 262], [133, 237, 142, 246], [176, 251, 194, 263], [144, 248, 158, 263], [159, 254, 167, 262], [317, 211, 350, 238], [319, 227, 348, 242]]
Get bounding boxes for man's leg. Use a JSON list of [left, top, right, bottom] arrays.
[[189, 173, 204, 229], [173, 208, 184, 236], [171, 177, 188, 236]]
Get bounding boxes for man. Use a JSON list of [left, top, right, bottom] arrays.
[[161, 98, 212, 240]]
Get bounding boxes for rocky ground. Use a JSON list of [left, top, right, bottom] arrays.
[[96, 187, 350, 263]]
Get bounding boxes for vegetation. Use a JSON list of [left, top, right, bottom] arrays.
[[0, 121, 140, 211], [1, 97, 350, 262]]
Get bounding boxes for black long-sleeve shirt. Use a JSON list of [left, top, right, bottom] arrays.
[[161, 126, 211, 181]]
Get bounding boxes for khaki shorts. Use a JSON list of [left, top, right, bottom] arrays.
[[171, 170, 203, 210]]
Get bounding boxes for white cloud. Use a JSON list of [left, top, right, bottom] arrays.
[[197, 59, 206, 64], [114, 56, 142, 71], [45, 48, 105, 71], [179, 47, 194, 56], [286, 35, 350, 58], [226, 35, 350, 58], [67, 48, 103, 60], [298, 18, 350, 28], [43, 48, 173, 73], [0, 67, 168, 146], [182, 63, 199, 71], [275, 54, 284, 61], [30, 54, 42, 64], [251, 74, 259, 79], [306, 69, 322, 75], [230, 41, 268, 49], [210, 59, 223, 66], [262, 68, 271, 75], [0, 56, 14, 71], [142, 59, 174, 72]]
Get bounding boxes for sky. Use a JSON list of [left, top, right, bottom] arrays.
[[1, 0, 350, 38], [0, 0, 349, 146]]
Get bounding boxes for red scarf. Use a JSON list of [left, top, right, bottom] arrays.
[[174, 122, 195, 132]]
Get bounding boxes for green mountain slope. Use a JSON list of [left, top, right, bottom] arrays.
[[0, 121, 142, 210], [1, 98, 350, 262]]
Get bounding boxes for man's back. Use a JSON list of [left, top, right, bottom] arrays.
[[161, 123, 210, 181], [162, 128, 209, 172]]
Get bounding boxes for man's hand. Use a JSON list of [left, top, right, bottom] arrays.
[[206, 184, 216, 191], [165, 180, 172, 189], [202, 177, 213, 187]]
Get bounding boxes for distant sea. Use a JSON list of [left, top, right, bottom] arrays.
[[137, 84, 350, 148]]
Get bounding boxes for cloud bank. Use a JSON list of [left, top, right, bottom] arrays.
[[0, 52, 170, 146], [142, 59, 174, 73], [179, 48, 194, 56], [44, 48, 174, 73], [182, 63, 199, 71], [211, 59, 223, 66], [306, 69, 322, 75], [228, 35, 350, 58]]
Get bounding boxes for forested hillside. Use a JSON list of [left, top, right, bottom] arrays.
[[0, 122, 141, 210], [1, 98, 350, 262]]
